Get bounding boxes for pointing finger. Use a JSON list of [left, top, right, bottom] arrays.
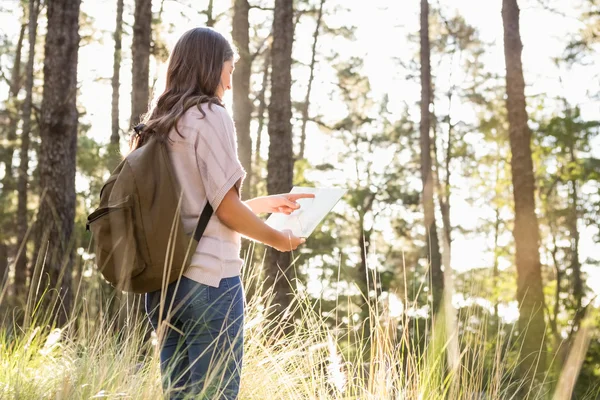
[[283, 198, 299, 208], [287, 193, 316, 201]]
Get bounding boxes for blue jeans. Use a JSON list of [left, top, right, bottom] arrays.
[[145, 276, 244, 399]]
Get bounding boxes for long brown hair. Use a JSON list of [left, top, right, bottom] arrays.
[[130, 27, 236, 151]]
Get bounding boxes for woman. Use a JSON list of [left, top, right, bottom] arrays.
[[137, 27, 312, 399]]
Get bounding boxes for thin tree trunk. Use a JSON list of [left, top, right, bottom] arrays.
[[253, 46, 271, 199], [546, 199, 561, 344], [107, 0, 126, 328], [492, 205, 501, 326], [265, 0, 295, 318], [108, 0, 124, 171], [0, 22, 26, 289], [36, 0, 81, 326], [420, 0, 443, 313], [357, 213, 374, 336], [358, 214, 368, 298], [232, 0, 253, 200], [205, 0, 215, 27], [441, 91, 453, 250], [502, 0, 547, 382], [130, 0, 152, 128], [0, 244, 7, 289], [111, 0, 123, 144], [298, 0, 325, 161], [431, 104, 452, 265], [568, 147, 582, 316], [1, 23, 26, 194], [492, 151, 502, 328], [567, 148, 586, 343], [14, 0, 41, 299], [357, 204, 375, 313], [432, 95, 459, 374]]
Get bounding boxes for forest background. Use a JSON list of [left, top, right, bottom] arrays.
[[0, 0, 599, 398]]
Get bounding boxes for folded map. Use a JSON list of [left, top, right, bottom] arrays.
[[265, 186, 347, 238]]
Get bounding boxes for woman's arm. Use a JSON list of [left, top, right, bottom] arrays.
[[217, 188, 305, 252], [244, 193, 316, 215], [243, 196, 270, 214]]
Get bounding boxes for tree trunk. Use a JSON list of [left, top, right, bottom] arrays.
[[568, 147, 582, 317], [491, 148, 503, 328], [205, 0, 215, 27], [106, 0, 126, 327], [232, 0, 253, 200], [0, 22, 26, 290], [298, 0, 325, 161], [0, 243, 7, 290], [356, 212, 374, 348], [36, 0, 81, 326], [546, 200, 561, 344], [441, 92, 453, 252], [253, 46, 271, 199], [130, 0, 152, 129], [1, 23, 26, 194], [431, 105, 452, 268], [502, 0, 547, 382], [265, 0, 295, 318], [492, 205, 501, 327], [14, 0, 41, 299], [357, 212, 374, 313], [567, 145, 585, 342], [419, 0, 443, 314], [108, 0, 124, 171]]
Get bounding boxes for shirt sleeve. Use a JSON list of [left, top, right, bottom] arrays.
[[193, 105, 246, 211]]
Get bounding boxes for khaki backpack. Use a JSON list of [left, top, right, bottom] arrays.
[[86, 128, 212, 293]]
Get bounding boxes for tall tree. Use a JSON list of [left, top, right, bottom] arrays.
[[419, 0, 443, 313], [298, 0, 325, 161], [130, 0, 152, 128], [0, 21, 26, 288], [536, 103, 599, 353], [14, 0, 41, 299], [501, 0, 547, 382], [1, 23, 26, 194], [108, 0, 124, 171], [265, 0, 295, 316], [36, 0, 82, 325], [232, 0, 253, 200], [253, 45, 271, 199], [0, 243, 7, 289]]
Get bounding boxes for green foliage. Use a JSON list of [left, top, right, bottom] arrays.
[[1, 0, 600, 396], [564, 0, 600, 64]]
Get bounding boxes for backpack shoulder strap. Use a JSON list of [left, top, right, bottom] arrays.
[[193, 201, 214, 242]]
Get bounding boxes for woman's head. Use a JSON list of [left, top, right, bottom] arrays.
[[165, 27, 236, 99], [130, 27, 236, 150]]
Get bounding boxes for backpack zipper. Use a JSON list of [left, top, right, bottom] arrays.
[[86, 196, 131, 231]]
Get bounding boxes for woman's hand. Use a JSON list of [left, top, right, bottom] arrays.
[[262, 193, 316, 215], [273, 229, 306, 252], [216, 187, 308, 253]]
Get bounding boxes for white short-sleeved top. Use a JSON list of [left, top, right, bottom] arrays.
[[167, 103, 246, 287]]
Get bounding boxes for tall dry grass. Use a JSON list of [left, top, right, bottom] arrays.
[[0, 247, 597, 399]]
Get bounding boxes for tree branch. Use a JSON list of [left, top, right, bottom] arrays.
[[531, 0, 573, 19], [307, 116, 335, 131], [251, 34, 271, 63], [249, 5, 274, 11], [0, 66, 9, 86]]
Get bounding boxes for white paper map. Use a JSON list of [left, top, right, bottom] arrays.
[[265, 186, 347, 238]]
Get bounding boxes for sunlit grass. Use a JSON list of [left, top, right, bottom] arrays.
[[0, 248, 598, 399]]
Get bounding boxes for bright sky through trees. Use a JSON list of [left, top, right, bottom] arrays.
[[0, 0, 598, 304]]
